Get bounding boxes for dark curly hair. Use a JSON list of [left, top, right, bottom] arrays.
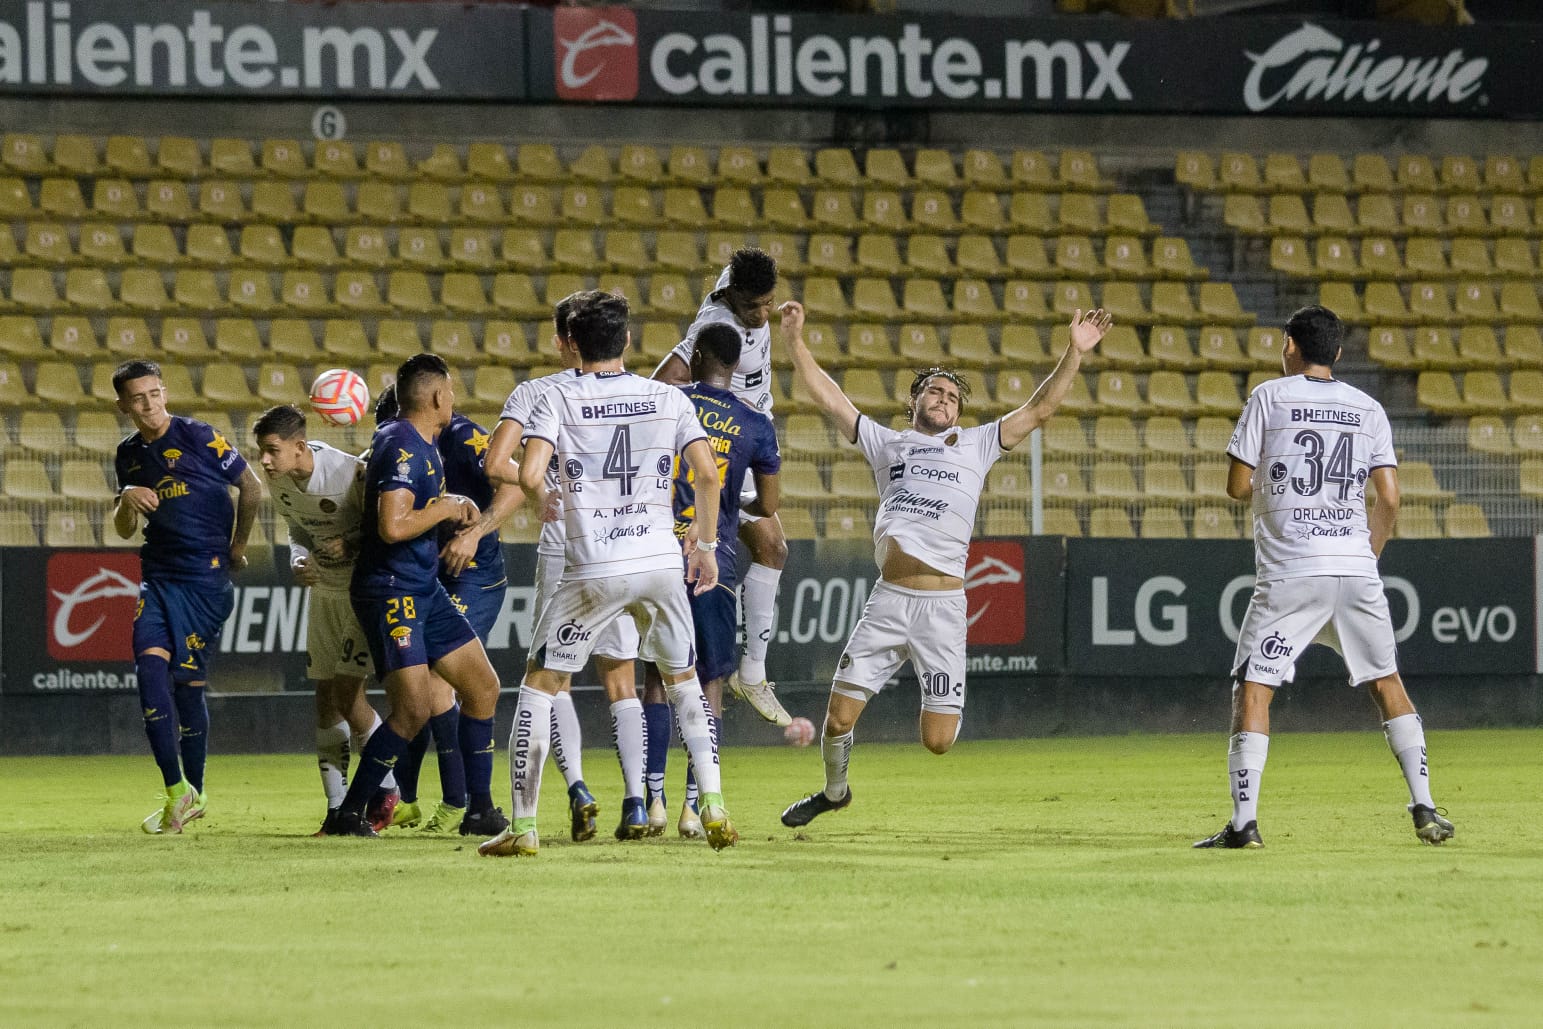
[[906, 367, 971, 419]]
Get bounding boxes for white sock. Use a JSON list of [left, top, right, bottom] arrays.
[[1384, 713, 1435, 809], [316, 720, 349, 808], [665, 676, 721, 798], [738, 563, 782, 683], [822, 730, 853, 801], [353, 712, 397, 792], [610, 698, 646, 800], [549, 691, 585, 788], [509, 687, 554, 824], [1228, 731, 1269, 828]]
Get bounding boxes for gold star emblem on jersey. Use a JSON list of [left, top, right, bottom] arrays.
[[465, 428, 490, 457], [207, 433, 233, 458]]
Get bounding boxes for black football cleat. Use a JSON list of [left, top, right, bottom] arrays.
[[1411, 805, 1455, 845], [459, 806, 510, 837], [325, 808, 380, 838], [1192, 820, 1264, 849], [780, 789, 852, 828]]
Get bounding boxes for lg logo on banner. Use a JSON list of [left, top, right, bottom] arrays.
[[46, 553, 140, 661], [554, 7, 639, 100]]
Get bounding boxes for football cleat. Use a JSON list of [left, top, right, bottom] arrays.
[[568, 781, 598, 843], [615, 796, 650, 841], [365, 789, 401, 833], [478, 827, 538, 858], [700, 804, 738, 851], [1193, 820, 1264, 849], [460, 806, 510, 837], [390, 800, 422, 829], [779, 789, 852, 828], [141, 781, 202, 835], [728, 671, 792, 727], [1411, 805, 1455, 845], [678, 799, 705, 840], [645, 793, 668, 837], [313, 808, 339, 838], [324, 808, 380, 838], [180, 788, 208, 831], [417, 802, 466, 835]]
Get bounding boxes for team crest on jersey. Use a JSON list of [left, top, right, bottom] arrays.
[[184, 632, 206, 652], [162, 448, 183, 466], [319, 499, 337, 513], [888, 462, 904, 481], [390, 625, 412, 649], [838, 654, 852, 670]]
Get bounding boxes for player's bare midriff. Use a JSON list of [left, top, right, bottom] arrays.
[[879, 543, 962, 591]]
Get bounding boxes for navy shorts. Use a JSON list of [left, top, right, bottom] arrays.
[[440, 574, 507, 645], [690, 582, 738, 686], [134, 578, 235, 684], [353, 583, 477, 678]]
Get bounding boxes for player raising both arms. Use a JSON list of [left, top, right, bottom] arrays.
[[112, 359, 262, 834], [1194, 305, 1455, 849], [654, 247, 791, 726], [485, 291, 644, 843], [777, 302, 1112, 829], [645, 322, 782, 838], [326, 354, 503, 838], [252, 404, 399, 834], [480, 291, 736, 856]]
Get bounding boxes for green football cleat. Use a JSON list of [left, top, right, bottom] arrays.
[[141, 780, 201, 835], [390, 800, 422, 829], [700, 804, 738, 851], [478, 827, 538, 858], [417, 802, 466, 835]]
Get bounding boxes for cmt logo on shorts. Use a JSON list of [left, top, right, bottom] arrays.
[[1260, 632, 1294, 660], [965, 541, 1025, 646], [390, 626, 413, 649], [556, 621, 594, 646], [554, 7, 639, 101], [46, 552, 141, 661]]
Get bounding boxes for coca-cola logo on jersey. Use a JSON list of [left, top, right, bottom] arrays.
[[46, 552, 141, 661], [966, 541, 1025, 646], [554, 7, 639, 101], [1243, 22, 1487, 112]]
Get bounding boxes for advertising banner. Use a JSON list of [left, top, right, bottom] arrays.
[[0, 0, 523, 98], [1065, 537, 1536, 678], [529, 8, 1538, 118]]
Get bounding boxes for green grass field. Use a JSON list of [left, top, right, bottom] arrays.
[[2, 729, 1540, 1027]]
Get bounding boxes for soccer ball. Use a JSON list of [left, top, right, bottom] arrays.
[[783, 716, 816, 747], [309, 368, 370, 426]]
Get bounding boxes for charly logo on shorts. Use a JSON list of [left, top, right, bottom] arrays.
[[1269, 462, 1288, 482], [390, 626, 412, 649], [556, 621, 593, 646], [1260, 632, 1293, 660]]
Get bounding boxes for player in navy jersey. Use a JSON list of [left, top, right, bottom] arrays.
[[326, 354, 504, 838], [644, 323, 782, 837], [112, 359, 262, 834]]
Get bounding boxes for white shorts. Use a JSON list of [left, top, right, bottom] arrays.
[[737, 477, 762, 525], [307, 588, 373, 681], [1233, 575, 1398, 688], [832, 581, 967, 715], [533, 550, 639, 660], [532, 568, 694, 675]]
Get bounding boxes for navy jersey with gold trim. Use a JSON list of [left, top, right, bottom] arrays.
[[354, 419, 447, 597], [672, 382, 780, 585], [437, 412, 504, 587], [114, 415, 248, 582]]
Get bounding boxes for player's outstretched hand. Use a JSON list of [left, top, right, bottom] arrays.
[[778, 300, 805, 344], [228, 542, 249, 574], [541, 487, 562, 523], [1069, 308, 1114, 353], [439, 529, 479, 577], [119, 485, 159, 514], [686, 548, 719, 596]]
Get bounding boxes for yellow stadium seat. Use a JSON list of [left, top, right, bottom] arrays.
[[440, 273, 489, 316], [146, 180, 194, 221], [1512, 370, 1543, 410], [944, 325, 992, 369], [549, 229, 597, 272], [642, 275, 694, 319], [446, 228, 493, 271], [256, 363, 305, 406], [846, 324, 898, 368], [1393, 154, 1437, 193], [0, 177, 33, 219], [1453, 281, 1498, 322], [489, 274, 541, 318], [910, 190, 956, 233], [939, 235, 988, 277], [1415, 371, 1465, 415], [1089, 506, 1135, 538], [1149, 325, 1201, 370], [49, 316, 104, 361], [268, 320, 320, 362], [1506, 326, 1543, 366], [1145, 282, 1195, 324], [413, 143, 462, 181], [1197, 326, 1254, 371], [67, 267, 118, 311], [338, 226, 388, 269], [0, 360, 35, 406], [852, 278, 902, 321], [1143, 416, 1191, 456], [840, 369, 893, 412], [302, 181, 351, 223], [955, 149, 1004, 190], [1140, 506, 1188, 539], [1005, 235, 1051, 277], [1104, 236, 1150, 278], [823, 506, 872, 541], [1099, 283, 1149, 324], [1223, 195, 1266, 234], [156, 136, 204, 179], [1367, 326, 1415, 368], [556, 184, 603, 226], [1004, 150, 1052, 190], [1058, 193, 1102, 234], [200, 362, 256, 408], [2, 133, 48, 173], [25, 223, 73, 266], [375, 320, 423, 362], [830, 462, 876, 501], [1192, 506, 1241, 539], [761, 188, 809, 231], [1306, 153, 1349, 192], [1047, 281, 1090, 320], [195, 180, 245, 222], [1446, 195, 1487, 234], [359, 140, 408, 181], [229, 267, 279, 313], [386, 271, 435, 315], [659, 188, 707, 228], [1034, 461, 1085, 502], [187, 225, 237, 268], [1408, 282, 1455, 323], [1060, 151, 1101, 190], [1002, 281, 1049, 321], [53, 134, 100, 176], [214, 319, 263, 363], [1351, 238, 1398, 282], [805, 233, 853, 276], [17, 410, 65, 454], [115, 225, 171, 267], [1093, 415, 1142, 455], [756, 233, 802, 276], [862, 190, 907, 233], [1402, 194, 1442, 234], [1517, 413, 1543, 453], [765, 146, 812, 186], [250, 181, 298, 223], [1268, 195, 1310, 234], [1195, 370, 1243, 415], [1219, 152, 1262, 191], [257, 138, 306, 178], [239, 225, 289, 267], [993, 369, 1037, 410], [1362, 282, 1411, 324], [1443, 503, 1491, 538], [39, 178, 86, 219], [313, 139, 359, 179], [1315, 282, 1362, 324], [815, 148, 862, 187], [864, 149, 910, 189], [998, 325, 1048, 367], [891, 279, 942, 322], [1269, 237, 1312, 277], [1411, 327, 1460, 369], [1193, 459, 1230, 497], [897, 323, 944, 366], [335, 270, 389, 314], [1494, 238, 1535, 278], [1469, 415, 1512, 456], [481, 321, 531, 365], [10, 268, 64, 311], [1490, 194, 1531, 234], [1152, 237, 1204, 280], [1352, 153, 1394, 192], [605, 186, 655, 228], [1308, 193, 1353, 236], [1175, 151, 1217, 191], [1435, 155, 1479, 193], [317, 319, 367, 365], [1055, 236, 1100, 278], [704, 187, 755, 230], [952, 193, 1004, 235], [0, 315, 46, 360], [101, 317, 152, 361], [1146, 370, 1196, 415], [1501, 282, 1543, 321], [1092, 325, 1147, 368], [1354, 194, 1396, 234], [1010, 193, 1054, 234], [855, 234, 902, 276], [1410, 238, 1454, 279], [798, 277, 846, 321], [1448, 238, 1492, 278], [44, 510, 96, 547]]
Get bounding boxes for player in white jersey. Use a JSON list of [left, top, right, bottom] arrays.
[[777, 300, 1113, 828], [252, 404, 398, 833], [479, 291, 738, 857], [654, 247, 792, 725], [1195, 305, 1455, 850], [485, 291, 643, 843]]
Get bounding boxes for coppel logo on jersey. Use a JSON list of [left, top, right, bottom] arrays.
[[46, 552, 141, 661], [554, 7, 639, 101]]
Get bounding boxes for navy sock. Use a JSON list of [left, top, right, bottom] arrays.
[[340, 722, 410, 815], [396, 727, 429, 804], [429, 705, 467, 807], [644, 702, 672, 797], [136, 655, 182, 788], [459, 714, 495, 813], [173, 685, 210, 794]]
